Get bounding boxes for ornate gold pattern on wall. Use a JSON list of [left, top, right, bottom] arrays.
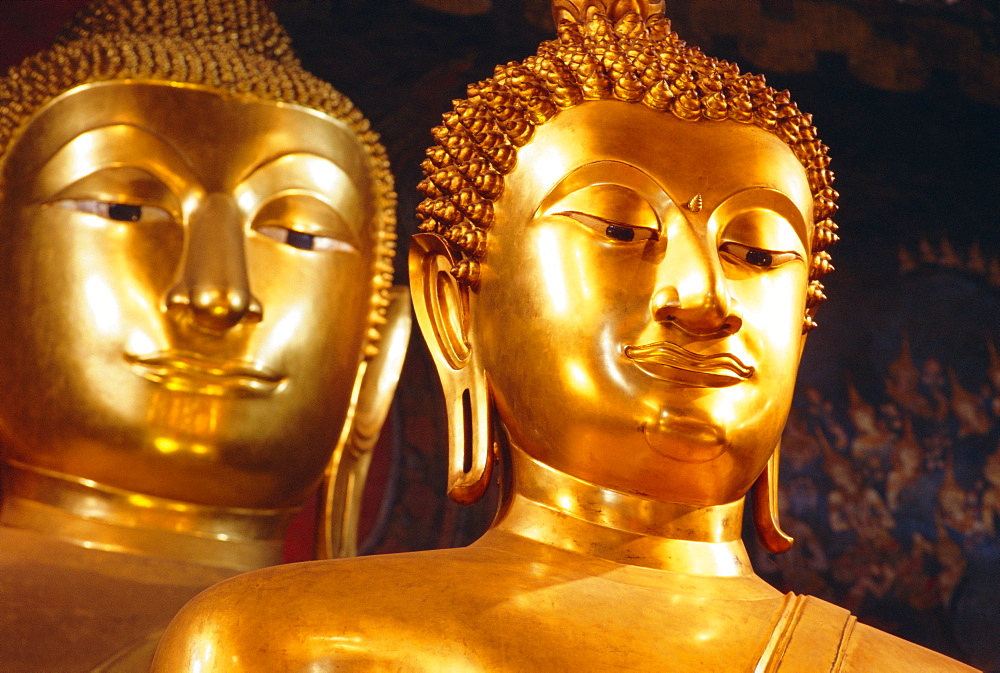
[[767, 236, 1000, 670]]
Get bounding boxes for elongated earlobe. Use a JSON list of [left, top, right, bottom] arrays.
[[410, 233, 494, 505], [752, 442, 794, 554], [444, 375, 494, 505], [315, 286, 412, 559]]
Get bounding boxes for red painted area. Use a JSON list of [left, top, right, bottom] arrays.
[[283, 421, 394, 563]]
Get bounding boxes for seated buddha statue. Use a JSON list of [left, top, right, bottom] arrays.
[[0, 1, 408, 671], [151, 1, 976, 671]]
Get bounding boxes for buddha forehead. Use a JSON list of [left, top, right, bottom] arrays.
[[3, 81, 373, 201], [497, 100, 815, 232], [417, 10, 837, 323]]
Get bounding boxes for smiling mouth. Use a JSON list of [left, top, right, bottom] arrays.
[[124, 351, 286, 397], [624, 341, 754, 388]]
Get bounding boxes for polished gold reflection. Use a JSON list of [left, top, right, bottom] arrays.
[[0, 76, 411, 579], [478, 104, 812, 503], [1, 76, 409, 673], [151, 2, 974, 672], [0, 82, 376, 515], [0, 2, 410, 672]]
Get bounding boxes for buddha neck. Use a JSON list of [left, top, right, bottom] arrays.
[[492, 445, 755, 577], [0, 459, 297, 571]]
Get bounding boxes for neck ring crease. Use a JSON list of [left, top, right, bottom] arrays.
[[492, 445, 754, 577], [0, 459, 296, 571]]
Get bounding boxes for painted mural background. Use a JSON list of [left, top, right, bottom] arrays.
[[2, 0, 998, 669], [758, 243, 1000, 668]]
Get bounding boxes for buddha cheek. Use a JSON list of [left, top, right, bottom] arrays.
[[0, 210, 166, 456], [258, 272, 367, 429], [51, 213, 172, 360]]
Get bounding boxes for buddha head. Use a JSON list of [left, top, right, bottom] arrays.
[[0, 0, 407, 565], [410, 0, 837, 550]]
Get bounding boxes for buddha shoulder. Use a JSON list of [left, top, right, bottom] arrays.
[[151, 551, 978, 672], [841, 619, 977, 672], [151, 547, 517, 672], [777, 593, 977, 672]]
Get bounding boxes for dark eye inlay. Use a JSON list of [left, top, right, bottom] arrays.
[[557, 211, 659, 244], [605, 224, 635, 242], [51, 198, 173, 223], [285, 230, 316, 250], [254, 224, 357, 254], [744, 249, 772, 267], [720, 242, 800, 269], [107, 203, 142, 223]]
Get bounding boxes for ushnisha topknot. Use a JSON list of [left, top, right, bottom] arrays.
[[0, 0, 397, 357], [417, 3, 838, 330]]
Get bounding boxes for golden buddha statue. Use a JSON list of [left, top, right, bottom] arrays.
[[0, 1, 408, 671], [151, 1, 976, 671]]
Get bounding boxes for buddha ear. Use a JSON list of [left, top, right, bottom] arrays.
[[409, 233, 493, 505], [752, 441, 794, 554], [315, 286, 411, 559]]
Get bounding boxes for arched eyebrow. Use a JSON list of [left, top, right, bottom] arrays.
[[711, 187, 811, 254], [28, 124, 198, 203], [236, 152, 368, 237], [534, 160, 674, 218]]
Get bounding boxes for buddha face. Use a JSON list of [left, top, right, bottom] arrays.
[[0, 81, 377, 508], [473, 101, 813, 506]]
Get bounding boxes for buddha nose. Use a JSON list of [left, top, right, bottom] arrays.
[[650, 224, 742, 337], [166, 193, 262, 333]]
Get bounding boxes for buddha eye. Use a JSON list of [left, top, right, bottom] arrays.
[[558, 211, 659, 243], [720, 242, 800, 269], [256, 225, 357, 253], [52, 199, 172, 223], [605, 224, 636, 242]]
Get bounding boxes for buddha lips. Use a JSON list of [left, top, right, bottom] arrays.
[[624, 341, 754, 388]]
